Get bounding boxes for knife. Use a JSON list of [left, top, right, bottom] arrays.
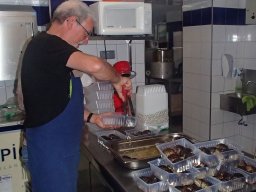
[[127, 97, 135, 116], [122, 88, 128, 116]]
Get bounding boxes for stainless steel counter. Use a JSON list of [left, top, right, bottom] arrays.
[[81, 128, 256, 192], [81, 131, 138, 192], [0, 113, 24, 128]]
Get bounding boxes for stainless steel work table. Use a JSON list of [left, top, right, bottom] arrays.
[[81, 129, 139, 192], [81, 127, 256, 192]]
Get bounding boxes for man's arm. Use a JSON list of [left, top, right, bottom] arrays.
[[67, 51, 121, 83], [67, 51, 132, 101]]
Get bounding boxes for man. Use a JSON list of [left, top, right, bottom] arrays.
[[21, 0, 132, 191]]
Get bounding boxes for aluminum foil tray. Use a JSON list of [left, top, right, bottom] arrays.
[[110, 133, 195, 170]]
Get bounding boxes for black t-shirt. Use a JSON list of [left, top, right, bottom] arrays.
[[21, 32, 79, 128]]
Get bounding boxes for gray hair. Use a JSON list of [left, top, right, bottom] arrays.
[[52, 0, 95, 24]]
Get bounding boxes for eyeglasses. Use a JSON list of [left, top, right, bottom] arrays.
[[76, 20, 92, 37]]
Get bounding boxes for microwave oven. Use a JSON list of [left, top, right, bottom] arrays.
[[89, 2, 152, 35]]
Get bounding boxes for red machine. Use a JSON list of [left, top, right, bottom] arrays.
[[113, 61, 133, 113]]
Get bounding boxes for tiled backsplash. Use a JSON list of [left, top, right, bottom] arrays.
[[79, 40, 145, 93], [183, 0, 256, 155], [0, 80, 15, 105], [0, 40, 145, 105]]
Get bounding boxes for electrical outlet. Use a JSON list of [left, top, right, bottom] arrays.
[[100, 50, 115, 59], [246, 0, 256, 24]]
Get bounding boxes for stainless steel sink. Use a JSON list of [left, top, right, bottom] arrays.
[[220, 93, 256, 115], [220, 69, 256, 115]]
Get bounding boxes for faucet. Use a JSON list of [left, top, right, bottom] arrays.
[[245, 81, 256, 94], [246, 80, 256, 87]]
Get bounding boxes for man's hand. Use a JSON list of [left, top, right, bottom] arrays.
[[85, 112, 121, 129], [112, 76, 132, 102]]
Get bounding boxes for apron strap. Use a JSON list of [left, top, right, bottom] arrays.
[[70, 71, 75, 77]]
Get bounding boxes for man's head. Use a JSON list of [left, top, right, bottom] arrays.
[[51, 0, 95, 46], [52, 0, 95, 25]]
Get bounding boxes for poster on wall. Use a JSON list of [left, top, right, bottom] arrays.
[[0, 129, 28, 192], [0, 175, 12, 192]]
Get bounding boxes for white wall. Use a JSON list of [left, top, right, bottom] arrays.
[[183, 0, 256, 155], [79, 40, 145, 93], [183, 25, 212, 141], [0, 0, 48, 6], [211, 24, 256, 154], [0, 80, 16, 105]]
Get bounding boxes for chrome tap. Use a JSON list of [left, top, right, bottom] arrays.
[[245, 81, 256, 95], [246, 80, 256, 87]]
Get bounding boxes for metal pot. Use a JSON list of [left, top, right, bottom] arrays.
[[149, 48, 174, 79]]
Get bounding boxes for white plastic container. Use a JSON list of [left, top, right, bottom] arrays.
[[101, 114, 137, 128], [85, 100, 114, 114], [85, 90, 114, 101], [135, 84, 169, 130], [156, 138, 200, 172], [136, 84, 168, 115], [132, 168, 168, 192]]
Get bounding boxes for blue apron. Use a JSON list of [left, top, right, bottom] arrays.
[[26, 76, 84, 192]]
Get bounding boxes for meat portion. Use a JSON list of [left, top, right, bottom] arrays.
[[238, 160, 256, 173], [163, 145, 194, 164]]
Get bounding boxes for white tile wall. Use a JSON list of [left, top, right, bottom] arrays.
[[183, 25, 211, 140], [116, 44, 129, 61], [183, 0, 212, 11], [213, 0, 246, 8], [0, 0, 48, 6], [0, 83, 7, 105], [211, 124, 223, 139], [0, 80, 15, 105], [5, 80, 15, 99], [239, 136, 254, 154], [79, 44, 98, 57], [78, 39, 145, 93], [183, 1, 256, 154], [211, 24, 256, 154]]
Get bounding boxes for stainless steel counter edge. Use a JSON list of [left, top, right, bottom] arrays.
[[0, 114, 24, 128], [0, 120, 23, 128], [81, 131, 139, 192]]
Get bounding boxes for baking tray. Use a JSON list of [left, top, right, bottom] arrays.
[[109, 133, 196, 170]]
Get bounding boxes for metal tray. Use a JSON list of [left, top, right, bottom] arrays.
[[109, 133, 196, 170]]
